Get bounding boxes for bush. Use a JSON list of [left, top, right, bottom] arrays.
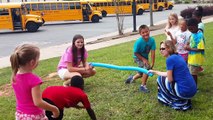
[[180, 5, 213, 19]]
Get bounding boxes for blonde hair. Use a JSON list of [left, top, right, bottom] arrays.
[[161, 40, 177, 55], [10, 44, 40, 82], [166, 13, 179, 29]]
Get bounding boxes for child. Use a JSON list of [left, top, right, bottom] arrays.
[[165, 13, 180, 41], [192, 6, 204, 33], [125, 25, 156, 93], [168, 19, 191, 62], [57, 34, 96, 86], [185, 18, 205, 87], [193, 6, 205, 72], [10, 44, 59, 119], [42, 75, 97, 120]]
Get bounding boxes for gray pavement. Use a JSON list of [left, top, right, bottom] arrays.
[[0, 16, 213, 69]]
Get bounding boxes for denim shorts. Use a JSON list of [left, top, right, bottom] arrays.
[[134, 58, 151, 75]]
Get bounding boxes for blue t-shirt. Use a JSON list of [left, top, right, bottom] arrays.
[[133, 37, 156, 59], [166, 54, 197, 98]]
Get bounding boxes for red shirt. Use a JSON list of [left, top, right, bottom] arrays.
[[42, 86, 91, 110]]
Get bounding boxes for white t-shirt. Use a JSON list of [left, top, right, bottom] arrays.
[[165, 26, 180, 41], [174, 30, 191, 54]]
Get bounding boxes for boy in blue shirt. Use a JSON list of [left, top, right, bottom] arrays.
[[125, 25, 156, 93]]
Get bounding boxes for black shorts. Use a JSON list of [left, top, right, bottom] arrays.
[[43, 98, 64, 120]]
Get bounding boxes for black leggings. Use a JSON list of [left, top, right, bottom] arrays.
[[43, 98, 64, 120]]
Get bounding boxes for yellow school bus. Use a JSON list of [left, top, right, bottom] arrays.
[[137, 0, 173, 11], [82, 0, 145, 17], [164, 0, 174, 10], [0, 3, 43, 32], [24, 1, 102, 23]]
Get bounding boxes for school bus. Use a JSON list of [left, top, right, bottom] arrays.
[[136, 0, 166, 11], [0, 3, 43, 32], [164, 0, 174, 10], [82, 0, 145, 17], [24, 1, 102, 23]]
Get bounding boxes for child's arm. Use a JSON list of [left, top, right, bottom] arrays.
[[32, 85, 59, 118], [86, 108, 97, 120], [150, 50, 155, 69], [67, 62, 87, 72], [135, 53, 149, 66], [167, 31, 177, 44]]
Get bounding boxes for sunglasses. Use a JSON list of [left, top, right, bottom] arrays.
[[160, 48, 166, 51]]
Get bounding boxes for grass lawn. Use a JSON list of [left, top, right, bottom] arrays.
[[0, 22, 213, 120]]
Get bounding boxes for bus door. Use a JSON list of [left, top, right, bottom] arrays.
[[153, 0, 158, 11], [0, 8, 13, 30], [82, 4, 90, 21], [11, 8, 22, 30]]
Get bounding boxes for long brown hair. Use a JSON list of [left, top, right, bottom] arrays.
[[71, 34, 85, 66], [10, 44, 40, 82]]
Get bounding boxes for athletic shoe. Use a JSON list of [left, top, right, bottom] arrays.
[[139, 85, 150, 93], [125, 75, 134, 84]]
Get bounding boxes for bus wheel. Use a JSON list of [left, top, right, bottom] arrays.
[[102, 11, 107, 17], [158, 6, 163, 11], [137, 9, 144, 15], [26, 22, 38, 32], [92, 15, 99, 23], [168, 5, 173, 10]]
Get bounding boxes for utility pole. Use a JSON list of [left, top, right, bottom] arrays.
[[132, 0, 137, 32], [150, 0, 154, 26]]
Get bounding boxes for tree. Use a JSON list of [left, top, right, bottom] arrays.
[[114, 0, 125, 35]]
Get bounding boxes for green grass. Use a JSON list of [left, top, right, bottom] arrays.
[[0, 22, 213, 120]]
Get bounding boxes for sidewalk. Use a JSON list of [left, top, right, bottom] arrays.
[[0, 16, 213, 69]]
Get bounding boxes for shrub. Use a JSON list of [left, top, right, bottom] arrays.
[[180, 5, 213, 19]]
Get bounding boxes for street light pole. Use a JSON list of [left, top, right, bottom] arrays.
[[132, 0, 137, 32], [150, 0, 154, 26]]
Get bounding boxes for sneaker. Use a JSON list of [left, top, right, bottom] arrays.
[[125, 75, 134, 84], [199, 66, 204, 72], [139, 85, 150, 93]]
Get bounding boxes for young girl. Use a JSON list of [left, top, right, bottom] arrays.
[[165, 13, 179, 41], [10, 44, 59, 120], [168, 19, 191, 62], [57, 34, 96, 86]]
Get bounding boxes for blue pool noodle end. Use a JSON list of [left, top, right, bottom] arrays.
[[90, 62, 153, 77]]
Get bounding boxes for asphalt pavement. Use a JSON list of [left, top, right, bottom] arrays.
[[0, 16, 212, 69]]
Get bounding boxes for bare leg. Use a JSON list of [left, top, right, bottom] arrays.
[[63, 72, 81, 86], [132, 73, 142, 81], [141, 74, 148, 86]]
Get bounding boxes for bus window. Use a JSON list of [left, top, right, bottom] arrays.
[[108, 2, 112, 6], [100, 3, 104, 6], [0, 8, 9, 15], [25, 4, 31, 11], [57, 3, 63, 10], [51, 3, 57, 10], [69, 3, 75, 9], [76, 2, 81, 9], [44, 3, 50, 10], [63, 3, 69, 10], [127, 1, 131, 5], [32, 4, 38, 11], [38, 4, 44, 11], [104, 2, 108, 6]]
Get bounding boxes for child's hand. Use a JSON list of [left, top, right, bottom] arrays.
[[52, 107, 60, 118], [184, 45, 191, 51]]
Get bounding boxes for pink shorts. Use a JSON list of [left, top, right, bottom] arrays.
[[179, 53, 188, 62], [15, 111, 48, 120]]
